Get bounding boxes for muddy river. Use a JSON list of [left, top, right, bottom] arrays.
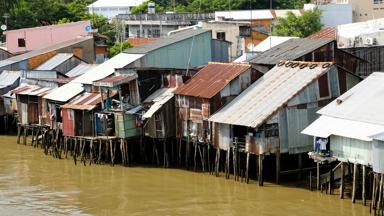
[[0, 135, 369, 215]]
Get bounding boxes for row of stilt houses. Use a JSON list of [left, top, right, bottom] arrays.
[[2, 26, 384, 214]]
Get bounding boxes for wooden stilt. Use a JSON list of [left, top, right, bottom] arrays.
[[17, 124, 21, 144], [109, 140, 114, 166], [276, 150, 281, 184], [371, 173, 377, 214], [207, 145, 211, 174], [163, 139, 169, 168], [23, 127, 27, 145], [363, 165, 366, 206], [198, 144, 204, 172], [258, 154, 264, 186], [98, 139, 102, 164], [225, 149, 230, 179], [193, 142, 197, 171], [215, 148, 220, 177], [340, 162, 345, 199], [201, 144, 206, 173], [352, 163, 358, 203], [245, 152, 250, 184], [317, 162, 320, 190], [298, 153, 302, 180], [233, 138, 238, 181], [329, 166, 334, 195]]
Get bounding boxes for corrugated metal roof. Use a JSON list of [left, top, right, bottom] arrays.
[[302, 115, 384, 141], [125, 29, 211, 54], [250, 38, 334, 65], [35, 53, 74, 70], [318, 72, 384, 126], [11, 84, 53, 97], [43, 82, 84, 102], [143, 88, 176, 119], [61, 91, 117, 111], [93, 73, 138, 88], [0, 36, 93, 69], [72, 53, 143, 85], [66, 63, 97, 78], [175, 62, 251, 99], [209, 61, 335, 128], [0, 70, 20, 88], [308, 27, 337, 40]]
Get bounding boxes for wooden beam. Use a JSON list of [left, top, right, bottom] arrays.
[[352, 163, 358, 203]]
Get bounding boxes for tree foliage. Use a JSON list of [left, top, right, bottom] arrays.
[[108, 41, 133, 58], [272, 8, 323, 38]]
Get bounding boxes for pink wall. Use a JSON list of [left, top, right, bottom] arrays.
[[5, 21, 91, 54]]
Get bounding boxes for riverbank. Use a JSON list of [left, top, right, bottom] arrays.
[[0, 135, 369, 215]]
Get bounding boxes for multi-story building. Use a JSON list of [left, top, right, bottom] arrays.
[[87, 0, 147, 20], [312, 0, 384, 22]]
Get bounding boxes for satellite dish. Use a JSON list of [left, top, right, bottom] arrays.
[[0, 25, 6, 31]]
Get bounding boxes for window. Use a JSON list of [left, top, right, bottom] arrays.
[[152, 29, 160, 38], [374, 0, 384, 4], [18, 38, 26, 47], [216, 32, 226, 41]]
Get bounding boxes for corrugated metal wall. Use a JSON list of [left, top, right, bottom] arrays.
[[211, 39, 229, 63], [331, 135, 372, 166], [373, 140, 384, 174], [62, 108, 75, 136], [344, 46, 384, 78], [142, 31, 212, 69], [285, 105, 320, 154]]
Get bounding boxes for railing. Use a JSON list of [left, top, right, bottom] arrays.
[[117, 13, 215, 22]]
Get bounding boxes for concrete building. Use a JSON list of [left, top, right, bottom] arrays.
[[312, 0, 384, 22], [87, 0, 147, 19], [304, 3, 353, 27], [118, 13, 214, 39], [4, 21, 91, 54]]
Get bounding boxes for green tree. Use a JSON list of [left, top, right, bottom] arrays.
[[131, 1, 165, 14], [272, 8, 323, 38], [108, 41, 133, 58]]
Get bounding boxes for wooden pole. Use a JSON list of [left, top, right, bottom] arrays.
[[329, 166, 334, 195], [317, 162, 320, 190], [245, 152, 250, 184], [17, 124, 21, 144], [276, 150, 281, 184], [352, 163, 358, 203], [340, 162, 345, 199], [193, 142, 197, 171], [215, 148, 220, 177], [298, 153, 302, 180], [225, 149, 230, 179], [259, 154, 264, 186], [363, 165, 366, 206]]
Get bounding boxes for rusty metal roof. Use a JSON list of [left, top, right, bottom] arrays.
[[61, 91, 117, 111], [308, 27, 337, 40], [209, 61, 336, 128], [175, 62, 251, 99], [93, 73, 138, 88], [11, 84, 53, 97]]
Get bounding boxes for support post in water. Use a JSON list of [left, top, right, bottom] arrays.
[[340, 162, 345, 199], [317, 162, 320, 190], [259, 154, 264, 186], [362, 165, 366, 206], [352, 163, 358, 203], [276, 150, 280, 184]]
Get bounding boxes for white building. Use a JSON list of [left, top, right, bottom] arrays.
[[87, 0, 147, 19], [304, 3, 353, 27]]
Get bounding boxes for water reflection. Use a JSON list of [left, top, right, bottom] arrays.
[[0, 136, 369, 216]]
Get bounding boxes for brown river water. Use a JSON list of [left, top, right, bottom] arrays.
[[0, 135, 369, 216]]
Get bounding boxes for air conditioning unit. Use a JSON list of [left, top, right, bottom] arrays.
[[364, 37, 376, 46]]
